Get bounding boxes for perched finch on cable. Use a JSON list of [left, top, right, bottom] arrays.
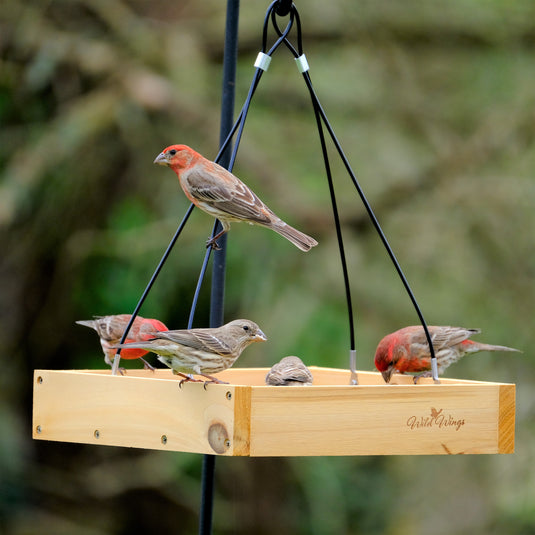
[[153, 144, 318, 251], [375, 325, 521, 383], [112, 319, 267, 384], [76, 314, 168, 368], [265, 356, 313, 386]]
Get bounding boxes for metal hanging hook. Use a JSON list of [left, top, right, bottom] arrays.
[[274, 0, 293, 17]]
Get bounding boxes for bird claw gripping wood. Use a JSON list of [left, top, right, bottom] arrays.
[[175, 372, 202, 388], [141, 357, 155, 371]]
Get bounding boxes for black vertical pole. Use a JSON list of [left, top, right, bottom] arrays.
[[210, 0, 240, 329], [199, 2, 239, 534]]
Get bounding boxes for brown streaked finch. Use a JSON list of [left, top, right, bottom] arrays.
[[374, 325, 521, 383], [112, 319, 267, 384], [153, 144, 318, 251], [265, 356, 313, 386], [76, 314, 168, 369]]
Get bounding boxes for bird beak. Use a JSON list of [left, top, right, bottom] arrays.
[[381, 366, 394, 383], [255, 329, 267, 342], [153, 151, 169, 166]]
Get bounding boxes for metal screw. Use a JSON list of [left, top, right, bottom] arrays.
[[36, 425, 42, 434], [161, 435, 168, 445], [226, 391, 232, 401], [94, 430, 100, 439], [224, 439, 231, 449], [37, 376, 43, 384]]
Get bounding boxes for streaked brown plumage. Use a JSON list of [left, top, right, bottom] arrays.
[[265, 356, 313, 386], [112, 319, 267, 384], [153, 144, 318, 251], [76, 314, 168, 368], [375, 325, 521, 383]]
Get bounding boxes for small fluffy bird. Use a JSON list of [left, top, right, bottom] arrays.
[[153, 144, 318, 251], [112, 319, 267, 384], [375, 325, 521, 383], [76, 314, 168, 368], [265, 356, 313, 386]]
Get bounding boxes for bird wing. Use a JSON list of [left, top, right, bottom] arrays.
[[184, 165, 274, 225], [275, 365, 312, 384], [427, 326, 480, 350], [154, 329, 233, 356]]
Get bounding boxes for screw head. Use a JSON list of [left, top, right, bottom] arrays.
[[226, 391, 232, 401], [94, 430, 100, 439], [36, 425, 42, 434], [161, 435, 168, 445], [37, 376, 43, 384]]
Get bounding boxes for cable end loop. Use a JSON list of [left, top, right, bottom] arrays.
[[254, 52, 272, 71], [295, 54, 309, 73]]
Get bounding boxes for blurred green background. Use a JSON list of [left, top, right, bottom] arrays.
[[1, 0, 534, 533]]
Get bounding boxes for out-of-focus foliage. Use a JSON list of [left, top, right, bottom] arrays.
[[1, 0, 534, 534]]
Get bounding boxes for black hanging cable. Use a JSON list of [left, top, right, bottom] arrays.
[[271, 4, 440, 382], [188, 235, 215, 329], [225, 11, 295, 172], [188, 7, 297, 327], [271, 7, 358, 383], [110, 204, 195, 375], [110, 5, 294, 376], [212, 4, 295, 170]]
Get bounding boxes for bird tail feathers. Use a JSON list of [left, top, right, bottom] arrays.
[[271, 221, 318, 252], [477, 343, 521, 353], [76, 320, 97, 329]]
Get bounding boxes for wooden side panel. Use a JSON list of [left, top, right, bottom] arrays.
[[33, 370, 238, 455], [248, 384, 510, 456], [498, 384, 515, 453]]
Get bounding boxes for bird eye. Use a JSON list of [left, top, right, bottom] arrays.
[[169, 149, 177, 156], [243, 325, 249, 331]]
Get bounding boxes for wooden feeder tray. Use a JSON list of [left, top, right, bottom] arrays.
[[32, 366, 515, 456]]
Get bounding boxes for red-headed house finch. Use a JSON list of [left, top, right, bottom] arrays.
[[375, 325, 521, 383], [153, 144, 318, 252], [112, 319, 267, 384], [76, 314, 168, 368], [265, 356, 313, 386]]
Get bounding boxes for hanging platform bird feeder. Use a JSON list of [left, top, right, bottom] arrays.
[[32, 367, 515, 456], [32, 1, 518, 467]]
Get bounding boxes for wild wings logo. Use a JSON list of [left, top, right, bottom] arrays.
[[406, 407, 465, 432]]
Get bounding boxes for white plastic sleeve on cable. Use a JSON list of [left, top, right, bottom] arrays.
[[254, 52, 272, 71], [349, 349, 357, 373], [295, 54, 310, 73], [431, 357, 439, 381], [349, 349, 358, 385]]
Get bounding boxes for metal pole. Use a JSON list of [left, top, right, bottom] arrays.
[[199, 1, 239, 534]]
